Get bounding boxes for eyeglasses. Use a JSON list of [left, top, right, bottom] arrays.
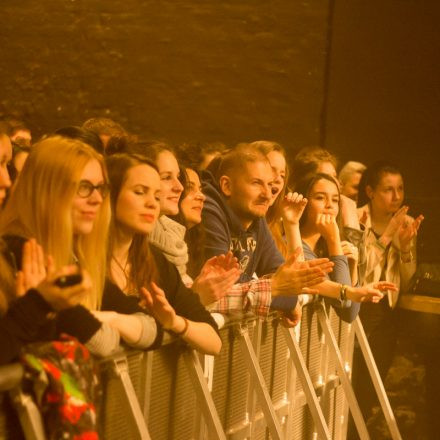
[[77, 180, 110, 198]]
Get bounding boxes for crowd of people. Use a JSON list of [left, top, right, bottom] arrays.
[[0, 117, 424, 437]]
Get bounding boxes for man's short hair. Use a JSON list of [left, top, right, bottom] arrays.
[[82, 117, 126, 137], [209, 143, 269, 181]]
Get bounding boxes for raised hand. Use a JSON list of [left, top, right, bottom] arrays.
[[37, 267, 92, 311], [16, 239, 48, 296], [341, 240, 359, 263], [381, 206, 409, 245], [140, 282, 178, 330], [281, 192, 307, 225], [316, 213, 340, 244], [272, 247, 334, 297], [398, 214, 424, 251], [192, 252, 242, 305], [347, 281, 396, 303]]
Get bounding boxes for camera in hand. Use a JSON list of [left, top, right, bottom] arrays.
[[54, 273, 82, 288]]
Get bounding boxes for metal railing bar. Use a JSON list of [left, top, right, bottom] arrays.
[[183, 349, 226, 440], [9, 388, 46, 440], [315, 303, 370, 440], [237, 325, 283, 440], [111, 355, 152, 440], [282, 326, 332, 440], [352, 317, 402, 440]]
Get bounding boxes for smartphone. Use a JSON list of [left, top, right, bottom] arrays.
[[54, 273, 82, 288]]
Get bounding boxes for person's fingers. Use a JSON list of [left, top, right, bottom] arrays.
[[218, 269, 241, 288], [414, 215, 424, 231], [46, 255, 56, 276], [375, 282, 397, 291], [139, 287, 153, 308], [36, 243, 45, 275], [284, 247, 302, 267], [15, 271, 26, 296], [298, 260, 333, 274], [22, 240, 31, 276], [301, 287, 319, 295], [302, 276, 326, 287], [150, 282, 166, 297], [47, 264, 79, 283], [307, 258, 331, 268], [223, 252, 232, 266]]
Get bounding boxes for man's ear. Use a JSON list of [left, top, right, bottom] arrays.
[[365, 185, 374, 200], [219, 175, 232, 197]]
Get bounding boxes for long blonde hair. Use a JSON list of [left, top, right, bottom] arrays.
[[0, 136, 110, 310]]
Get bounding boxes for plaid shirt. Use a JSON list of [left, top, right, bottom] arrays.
[[208, 278, 272, 318]]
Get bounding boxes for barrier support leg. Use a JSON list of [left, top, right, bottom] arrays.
[[9, 388, 46, 440], [352, 317, 402, 440], [236, 325, 283, 440], [111, 355, 151, 440], [183, 349, 226, 440], [315, 304, 370, 440], [281, 326, 332, 440]]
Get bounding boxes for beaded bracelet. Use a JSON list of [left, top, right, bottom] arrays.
[[339, 284, 348, 302]]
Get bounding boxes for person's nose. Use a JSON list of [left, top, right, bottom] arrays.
[[88, 188, 103, 205], [172, 178, 184, 194], [262, 183, 272, 200], [0, 167, 11, 189], [145, 193, 159, 209]]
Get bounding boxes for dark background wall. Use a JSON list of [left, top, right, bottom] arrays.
[[1, 0, 330, 147], [1, 0, 438, 257], [324, 0, 440, 260]]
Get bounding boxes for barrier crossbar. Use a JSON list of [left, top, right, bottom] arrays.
[[0, 302, 370, 440]]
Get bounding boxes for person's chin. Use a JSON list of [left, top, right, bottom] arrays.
[[251, 207, 269, 217], [161, 205, 179, 216]]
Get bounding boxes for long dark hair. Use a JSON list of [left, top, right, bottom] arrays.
[[296, 172, 342, 257], [106, 153, 159, 292], [357, 161, 402, 207], [170, 165, 206, 279]]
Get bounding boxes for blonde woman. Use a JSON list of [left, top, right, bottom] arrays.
[[0, 136, 158, 357]]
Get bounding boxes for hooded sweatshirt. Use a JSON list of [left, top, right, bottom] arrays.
[[201, 171, 297, 311]]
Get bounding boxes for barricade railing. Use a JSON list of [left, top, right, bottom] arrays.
[[0, 300, 399, 439]]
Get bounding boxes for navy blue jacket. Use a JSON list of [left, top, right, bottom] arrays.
[[201, 171, 297, 311]]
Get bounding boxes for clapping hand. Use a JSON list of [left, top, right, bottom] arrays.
[[192, 252, 241, 305], [140, 283, 178, 330], [398, 214, 424, 251], [272, 247, 334, 297]]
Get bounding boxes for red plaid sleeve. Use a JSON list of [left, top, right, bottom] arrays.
[[209, 278, 272, 318]]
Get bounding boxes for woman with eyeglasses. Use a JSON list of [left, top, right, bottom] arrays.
[[0, 136, 159, 357]]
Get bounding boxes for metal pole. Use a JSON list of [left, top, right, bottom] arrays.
[[237, 325, 284, 440], [315, 304, 370, 440], [281, 326, 332, 440], [112, 356, 152, 440], [183, 349, 226, 440], [352, 317, 402, 440]]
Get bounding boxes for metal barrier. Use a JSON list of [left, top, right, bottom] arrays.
[[0, 300, 395, 439]]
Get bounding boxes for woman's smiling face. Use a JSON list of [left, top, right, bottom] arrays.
[[156, 150, 184, 215]]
